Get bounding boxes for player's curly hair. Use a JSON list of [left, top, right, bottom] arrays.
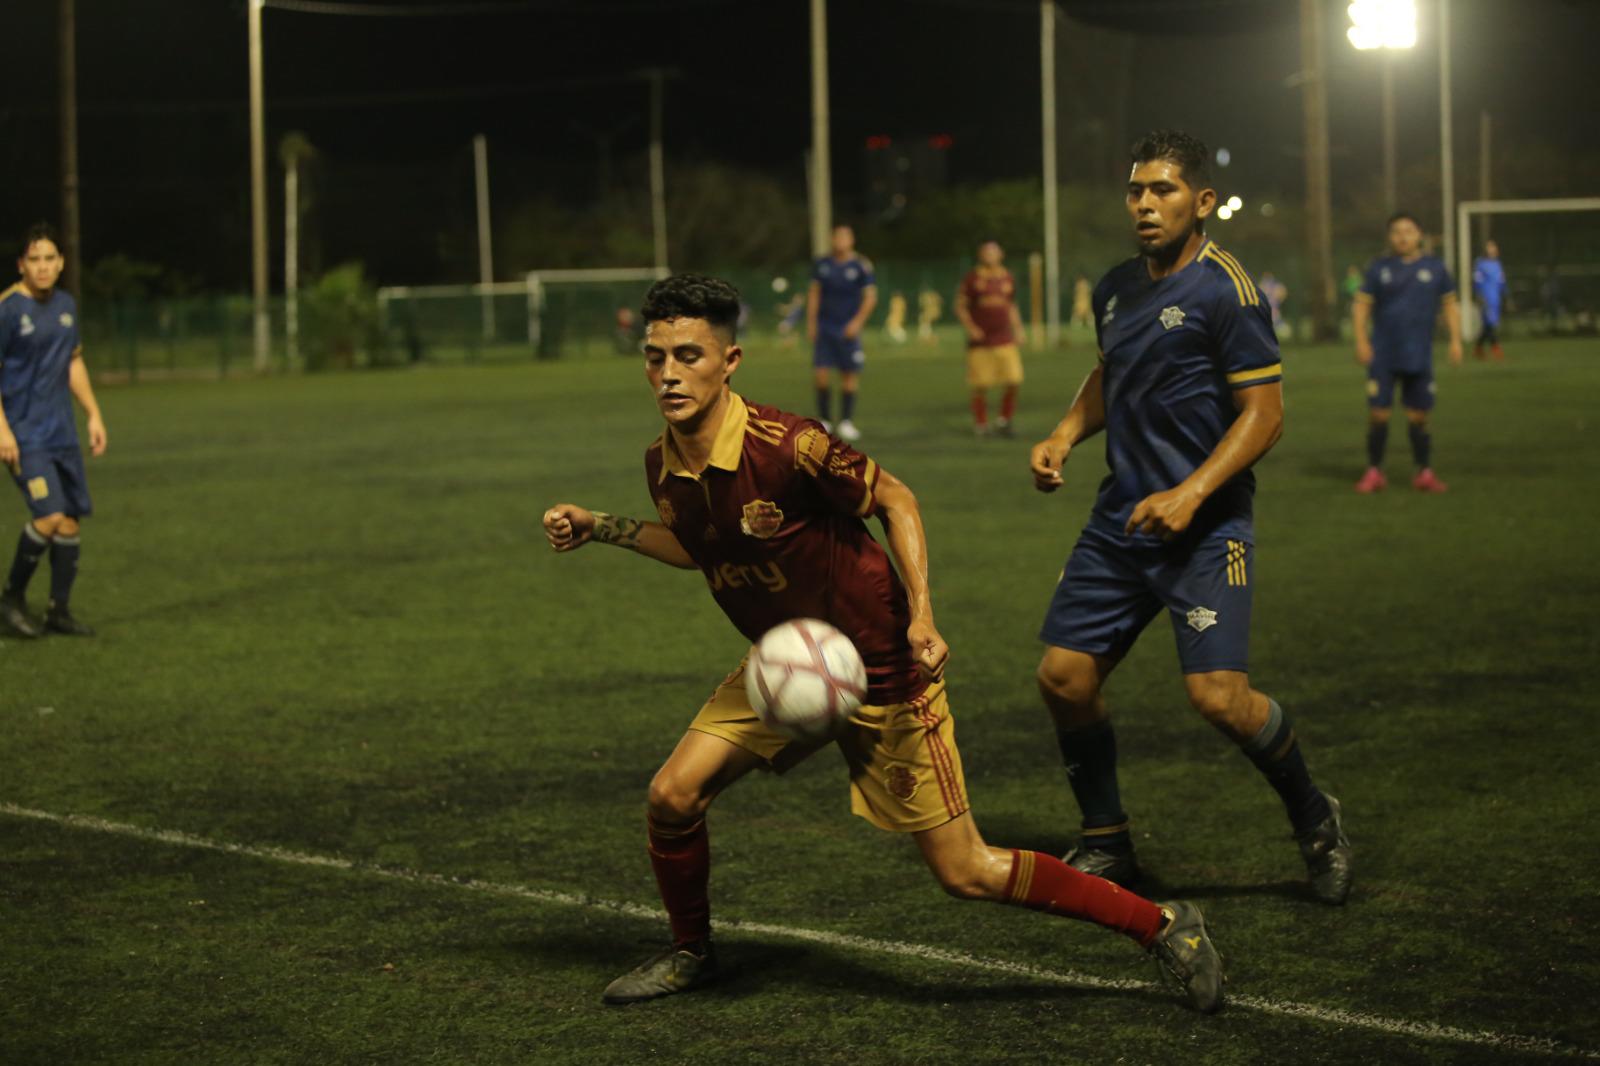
[[17, 221, 61, 259], [641, 273, 743, 339], [1130, 129, 1212, 191]]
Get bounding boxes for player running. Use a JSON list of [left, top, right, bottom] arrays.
[[1027, 131, 1352, 905], [1352, 213, 1463, 494], [954, 239, 1026, 438], [1472, 238, 1508, 361], [0, 223, 106, 638], [806, 224, 876, 441], [544, 273, 1225, 1012]]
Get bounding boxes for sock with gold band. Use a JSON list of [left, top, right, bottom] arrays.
[[646, 813, 711, 950], [1003, 849, 1164, 946]]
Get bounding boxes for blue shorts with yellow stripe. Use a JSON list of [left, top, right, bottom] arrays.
[[1039, 526, 1253, 674]]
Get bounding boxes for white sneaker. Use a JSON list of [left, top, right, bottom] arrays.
[[836, 419, 861, 442], [820, 419, 833, 433]]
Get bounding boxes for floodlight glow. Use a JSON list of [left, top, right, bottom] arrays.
[[1227, 196, 1243, 211], [772, 277, 790, 294], [1216, 147, 1232, 167], [1347, 0, 1417, 50], [1217, 205, 1235, 220]]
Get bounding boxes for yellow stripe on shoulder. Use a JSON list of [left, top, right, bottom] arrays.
[[1227, 363, 1282, 386], [0, 283, 24, 304], [1213, 247, 1262, 305], [1201, 247, 1248, 306], [1204, 246, 1257, 306]]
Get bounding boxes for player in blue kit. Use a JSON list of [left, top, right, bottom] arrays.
[[806, 223, 876, 442], [1352, 213, 1462, 494], [0, 223, 107, 638], [1472, 239, 1508, 361], [1026, 131, 1352, 904]]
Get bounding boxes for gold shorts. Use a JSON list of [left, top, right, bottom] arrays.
[[966, 344, 1024, 388], [690, 660, 970, 833]]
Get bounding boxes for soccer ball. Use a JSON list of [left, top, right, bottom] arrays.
[[745, 619, 867, 742]]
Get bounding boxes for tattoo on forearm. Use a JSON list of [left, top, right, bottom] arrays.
[[591, 511, 644, 549]]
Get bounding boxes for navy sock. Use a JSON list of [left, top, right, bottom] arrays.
[[4, 523, 50, 600], [816, 387, 832, 423], [841, 391, 857, 422], [1366, 422, 1388, 467], [49, 534, 80, 610], [1240, 699, 1331, 837], [1054, 719, 1131, 850], [1407, 422, 1431, 469]]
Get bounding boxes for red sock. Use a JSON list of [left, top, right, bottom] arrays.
[[1000, 386, 1018, 422], [647, 814, 711, 947], [971, 393, 988, 427], [1004, 849, 1164, 946]]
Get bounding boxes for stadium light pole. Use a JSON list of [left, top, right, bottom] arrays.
[[1301, 0, 1336, 341], [59, 0, 82, 300], [473, 133, 495, 341], [809, 0, 832, 257], [1438, 0, 1454, 280], [248, 0, 270, 372], [648, 68, 669, 273], [1040, 0, 1061, 348], [1347, 1, 1417, 251]]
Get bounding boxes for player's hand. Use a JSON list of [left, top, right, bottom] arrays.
[[907, 617, 949, 682], [543, 503, 595, 552], [1354, 339, 1374, 367], [1030, 436, 1071, 493], [843, 320, 862, 340], [1448, 339, 1464, 366], [966, 326, 985, 343], [86, 416, 107, 457], [0, 429, 18, 476], [806, 321, 818, 343], [1126, 485, 1204, 541]]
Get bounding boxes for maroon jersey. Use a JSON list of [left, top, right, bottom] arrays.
[[644, 392, 923, 705], [960, 268, 1018, 347]]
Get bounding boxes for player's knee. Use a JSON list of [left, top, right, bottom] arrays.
[[1405, 409, 1429, 426], [1036, 655, 1099, 714], [56, 517, 80, 538], [1369, 408, 1392, 425], [1184, 673, 1250, 723], [646, 769, 712, 824], [32, 513, 67, 538]]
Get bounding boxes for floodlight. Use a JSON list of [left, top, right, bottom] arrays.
[[1347, 0, 1417, 50], [1227, 196, 1243, 211], [1217, 205, 1235, 221]]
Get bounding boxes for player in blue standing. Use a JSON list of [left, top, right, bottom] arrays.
[[0, 223, 107, 638], [1027, 131, 1352, 904], [1472, 238, 1508, 361], [1352, 212, 1463, 494], [806, 223, 876, 442]]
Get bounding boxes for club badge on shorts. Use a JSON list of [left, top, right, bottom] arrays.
[[1187, 606, 1218, 633], [886, 764, 919, 801]]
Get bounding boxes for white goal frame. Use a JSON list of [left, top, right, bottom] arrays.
[[1456, 197, 1600, 338]]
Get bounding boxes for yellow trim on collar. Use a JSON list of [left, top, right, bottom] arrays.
[[658, 390, 749, 482]]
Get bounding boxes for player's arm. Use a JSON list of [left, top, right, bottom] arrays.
[[68, 348, 107, 457], [953, 281, 982, 342], [872, 468, 947, 681], [542, 504, 696, 569], [1352, 295, 1374, 365], [1125, 382, 1283, 541], [805, 281, 821, 342], [1029, 358, 1107, 493], [1009, 301, 1028, 347], [0, 390, 17, 474], [1440, 292, 1464, 365], [844, 285, 877, 340]]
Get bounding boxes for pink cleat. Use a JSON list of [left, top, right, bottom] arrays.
[[1354, 467, 1387, 494], [1412, 468, 1448, 493]]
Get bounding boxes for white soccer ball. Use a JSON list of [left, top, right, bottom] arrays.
[[745, 618, 867, 742]]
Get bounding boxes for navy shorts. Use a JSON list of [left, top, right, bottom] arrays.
[[1367, 362, 1435, 411], [11, 447, 93, 520], [1039, 526, 1253, 674], [813, 332, 865, 372]]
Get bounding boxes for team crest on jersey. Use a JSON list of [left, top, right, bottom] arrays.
[[59, 312, 74, 327], [1159, 305, 1186, 330], [740, 499, 784, 539], [795, 426, 830, 476], [1380, 268, 1393, 284], [886, 764, 919, 801], [18, 314, 34, 336], [654, 495, 677, 528], [1101, 295, 1117, 326], [1418, 269, 1433, 283], [1186, 606, 1218, 633]]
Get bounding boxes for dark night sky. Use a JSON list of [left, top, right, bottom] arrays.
[[3, 0, 1597, 288]]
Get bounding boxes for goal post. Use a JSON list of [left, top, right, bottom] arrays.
[[1456, 197, 1600, 339]]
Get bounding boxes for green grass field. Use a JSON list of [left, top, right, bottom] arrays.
[[4, 334, 1598, 1064]]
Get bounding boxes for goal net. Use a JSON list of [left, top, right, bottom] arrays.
[[1456, 198, 1600, 340], [376, 267, 667, 362]]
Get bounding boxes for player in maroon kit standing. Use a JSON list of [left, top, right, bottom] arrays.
[[954, 239, 1027, 437], [542, 273, 1224, 1012]]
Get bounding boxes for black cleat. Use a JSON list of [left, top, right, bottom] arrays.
[[602, 942, 719, 1004], [43, 604, 95, 637], [1298, 793, 1353, 905], [0, 594, 41, 638], [1150, 900, 1225, 1013], [1063, 842, 1140, 888]]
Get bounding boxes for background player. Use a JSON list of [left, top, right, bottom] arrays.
[[1472, 238, 1508, 360], [806, 223, 876, 441], [1352, 212, 1463, 494], [954, 239, 1026, 437], [1027, 130, 1352, 906], [544, 273, 1224, 1013], [0, 223, 106, 638]]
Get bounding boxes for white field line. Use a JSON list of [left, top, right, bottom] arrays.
[[3, 802, 1595, 1060]]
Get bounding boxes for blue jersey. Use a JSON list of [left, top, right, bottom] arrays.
[[1472, 256, 1506, 311], [1090, 240, 1282, 545], [0, 285, 82, 451], [811, 254, 875, 333], [1358, 254, 1455, 372]]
